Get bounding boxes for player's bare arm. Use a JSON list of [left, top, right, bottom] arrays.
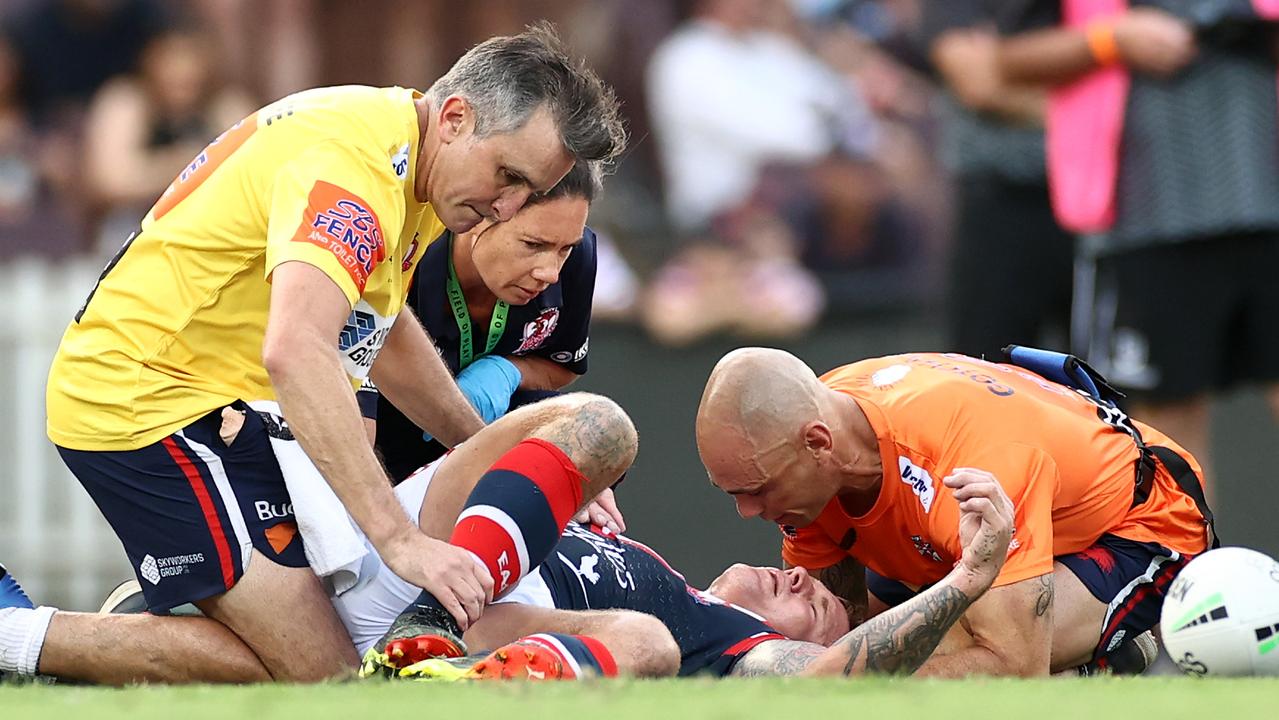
[[731, 639, 828, 677], [912, 469, 1054, 678], [265, 261, 492, 628], [739, 470, 1015, 677], [369, 306, 485, 447], [535, 396, 637, 482], [740, 574, 983, 677], [912, 571, 1054, 677]]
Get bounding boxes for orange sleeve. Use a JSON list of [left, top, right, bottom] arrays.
[[950, 443, 1059, 588], [781, 522, 847, 571]]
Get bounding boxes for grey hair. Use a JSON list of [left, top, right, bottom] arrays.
[[526, 161, 603, 207], [426, 22, 627, 164]]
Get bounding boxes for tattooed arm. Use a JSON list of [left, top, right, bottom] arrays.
[[741, 470, 1017, 677], [908, 467, 1054, 678], [911, 571, 1055, 677], [732, 639, 827, 677], [775, 564, 989, 676], [733, 561, 995, 677]]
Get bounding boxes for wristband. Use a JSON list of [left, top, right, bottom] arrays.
[[1086, 20, 1121, 67]]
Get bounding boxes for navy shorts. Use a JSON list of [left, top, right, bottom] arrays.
[[868, 533, 1191, 664], [57, 403, 308, 613], [1057, 534, 1191, 665]]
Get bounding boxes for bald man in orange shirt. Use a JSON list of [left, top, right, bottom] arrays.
[[696, 348, 1212, 677]]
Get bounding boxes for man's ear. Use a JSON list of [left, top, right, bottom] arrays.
[[802, 422, 833, 456], [437, 95, 472, 143]]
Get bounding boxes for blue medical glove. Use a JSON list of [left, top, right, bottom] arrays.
[[423, 355, 522, 443]]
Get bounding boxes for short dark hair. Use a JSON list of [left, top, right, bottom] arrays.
[[527, 161, 602, 206], [426, 22, 627, 165]]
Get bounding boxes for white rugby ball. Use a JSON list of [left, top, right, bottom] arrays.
[[1160, 546, 1279, 677]]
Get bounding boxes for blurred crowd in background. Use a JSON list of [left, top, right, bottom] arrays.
[[2, 1, 1278, 480], [5, 0, 1279, 595], [0, 0, 952, 342]]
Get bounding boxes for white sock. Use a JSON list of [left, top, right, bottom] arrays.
[[0, 605, 56, 675]]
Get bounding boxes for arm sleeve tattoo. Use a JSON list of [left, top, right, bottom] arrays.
[[826, 583, 974, 676], [732, 640, 827, 677]]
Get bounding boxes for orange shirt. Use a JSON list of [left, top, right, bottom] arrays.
[[781, 354, 1208, 588]]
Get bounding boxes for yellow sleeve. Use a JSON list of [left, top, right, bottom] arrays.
[[264, 141, 402, 307]]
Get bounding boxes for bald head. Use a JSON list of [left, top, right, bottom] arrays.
[[698, 348, 823, 450], [696, 348, 842, 524]]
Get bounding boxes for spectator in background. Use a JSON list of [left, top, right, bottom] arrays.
[[997, 1, 1279, 499], [83, 25, 254, 254], [645, 0, 882, 344], [922, 1, 1074, 360], [3, 0, 170, 129], [0, 36, 82, 260]]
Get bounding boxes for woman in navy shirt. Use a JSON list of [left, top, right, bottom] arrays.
[[364, 162, 599, 482]]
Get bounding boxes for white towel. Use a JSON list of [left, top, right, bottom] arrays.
[[247, 401, 373, 595]]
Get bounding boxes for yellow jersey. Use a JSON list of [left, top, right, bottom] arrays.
[[47, 85, 446, 451]]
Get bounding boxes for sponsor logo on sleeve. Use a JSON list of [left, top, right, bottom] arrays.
[[338, 301, 396, 381], [391, 143, 411, 180], [292, 181, 386, 293], [514, 307, 560, 354], [898, 457, 936, 513], [549, 338, 589, 364]]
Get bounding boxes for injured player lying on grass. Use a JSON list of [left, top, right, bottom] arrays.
[[339, 439, 1015, 681], [75, 394, 1010, 683]]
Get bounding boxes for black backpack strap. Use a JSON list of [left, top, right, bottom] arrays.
[[1147, 445, 1220, 550], [1001, 346, 1219, 550]]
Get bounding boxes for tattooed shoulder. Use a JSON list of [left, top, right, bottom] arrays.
[[731, 640, 826, 677]]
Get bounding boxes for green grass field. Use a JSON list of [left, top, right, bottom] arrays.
[[3, 677, 1276, 720]]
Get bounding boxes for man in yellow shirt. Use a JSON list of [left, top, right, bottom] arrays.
[[7, 26, 625, 683]]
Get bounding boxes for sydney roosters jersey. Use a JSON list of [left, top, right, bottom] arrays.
[[540, 523, 784, 676], [782, 353, 1209, 589], [368, 227, 596, 479], [48, 85, 445, 451]]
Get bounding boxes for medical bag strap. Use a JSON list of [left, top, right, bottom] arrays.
[[1001, 345, 1219, 549], [1003, 344, 1126, 405], [1003, 344, 1156, 502], [1147, 445, 1221, 550]]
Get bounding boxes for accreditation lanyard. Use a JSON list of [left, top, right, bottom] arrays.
[[446, 236, 509, 369]]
